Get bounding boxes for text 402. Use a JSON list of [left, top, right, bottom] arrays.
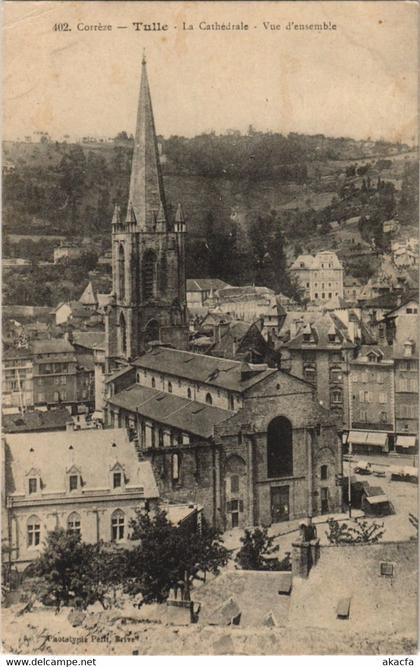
[[53, 23, 71, 31]]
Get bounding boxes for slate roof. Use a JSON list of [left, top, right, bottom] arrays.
[[108, 384, 232, 439], [2, 407, 71, 433], [4, 428, 159, 498], [131, 347, 275, 393], [32, 338, 76, 355], [72, 331, 106, 351], [187, 279, 230, 292], [284, 311, 355, 350]]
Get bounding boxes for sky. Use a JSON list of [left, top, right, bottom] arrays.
[[3, 1, 418, 143]]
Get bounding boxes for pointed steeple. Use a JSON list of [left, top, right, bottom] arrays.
[[126, 55, 167, 230]]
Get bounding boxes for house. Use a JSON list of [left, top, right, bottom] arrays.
[[105, 346, 342, 529], [2, 428, 159, 568], [191, 318, 275, 365], [186, 279, 231, 314], [31, 338, 95, 414], [349, 346, 395, 451], [2, 407, 71, 433], [278, 311, 356, 429], [289, 251, 344, 304], [2, 347, 33, 412], [206, 286, 285, 339], [53, 242, 83, 264], [343, 277, 363, 303], [53, 301, 96, 327]]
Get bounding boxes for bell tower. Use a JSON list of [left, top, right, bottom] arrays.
[[105, 54, 189, 371]]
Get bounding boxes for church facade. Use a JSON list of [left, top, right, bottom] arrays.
[[104, 58, 342, 529]]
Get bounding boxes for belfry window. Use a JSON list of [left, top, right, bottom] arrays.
[[118, 244, 125, 301], [143, 250, 157, 301]]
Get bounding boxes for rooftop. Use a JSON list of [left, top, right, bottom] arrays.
[[3, 428, 159, 499], [108, 384, 232, 439], [130, 347, 275, 393], [2, 407, 71, 433]]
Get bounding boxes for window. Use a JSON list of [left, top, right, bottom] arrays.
[[380, 562, 394, 577], [142, 250, 157, 301], [377, 372, 384, 384], [28, 478, 38, 494], [267, 416, 293, 478], [69, 475, 78, 491], [113, 472, 122, 488], [119, 311, 127, 356], [360, 410, 368, 422], [205, 392, 213, 405], [187, 388, 192, 399], [304, 365, 316, 382], [168, 382, 173, 393], [320, 465, 328, 480], [331, 389, 342, 404], [380, 411, 388, 423], [111, 510, 125, 541], [228, 394, 234, 410], [172, 453, 180, 481], [151, 377, 156, 388], [27, 516, 41, 547], [330, 368, 342, 383], [158, 428, 164, 448], [230, 474, 240, 494], [67, 512, 81, 536], [379, 392, 386, 404], [118, 244, 125, 300]]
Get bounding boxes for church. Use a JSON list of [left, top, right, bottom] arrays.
[[104, 57, 342, 529]]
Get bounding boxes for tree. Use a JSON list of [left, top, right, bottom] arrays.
[[127, 509, 229, 603], [33, 529, 126, 610], [326, 517, 385, 545], [34, 529, 97, 610], [235, 526, 284, 571]]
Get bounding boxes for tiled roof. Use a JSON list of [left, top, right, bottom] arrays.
[[108, 384, 231, 439], [131, 347, 275, 393], [4, 428, 159, 499]]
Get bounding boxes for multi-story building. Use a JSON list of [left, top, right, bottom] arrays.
[[103, 59, 342, 530], [2, 429, 159, 568], [290, 251, 344, 303], [2, 348, 33, 412], [349, 346, 395, 453], [394, 339, 418, 439], [204, 286, 285, 341], [278, 311, 356, 429], [186, 279, 231, 315]]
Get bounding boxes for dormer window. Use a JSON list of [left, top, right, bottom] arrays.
[[303, 333, 311, 342], [69, 475, 78, 491], [110, 462, 126, 491], [66, 465, 82, 492], [29, 478, 38, 494], [26, 468, 41, 496], [404, 341, 415, 357]]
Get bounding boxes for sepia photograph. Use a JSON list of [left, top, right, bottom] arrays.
[[1, 0, 418, 658]]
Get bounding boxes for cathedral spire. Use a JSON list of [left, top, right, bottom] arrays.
[[126, 56, 167, 230]]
